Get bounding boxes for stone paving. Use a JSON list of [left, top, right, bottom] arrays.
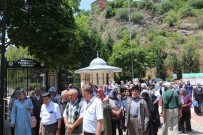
[[157, 107, 203, 135]]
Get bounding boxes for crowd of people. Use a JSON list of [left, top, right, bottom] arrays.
[[8, 79, 203, 135]]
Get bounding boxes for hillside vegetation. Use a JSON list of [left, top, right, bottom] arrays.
[[84, 0, 203, 81]]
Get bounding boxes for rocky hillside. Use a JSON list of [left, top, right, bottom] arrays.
[[88, 0, 203, 76]]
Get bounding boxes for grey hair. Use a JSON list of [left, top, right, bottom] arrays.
[[61, 90, 69, 96], [69, 88, 78, 95], [82, 85, 93, 94]]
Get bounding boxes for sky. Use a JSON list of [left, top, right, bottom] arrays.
[[80, 0, 96, 10]]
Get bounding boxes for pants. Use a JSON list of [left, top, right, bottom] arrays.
[[179, 111, 192, 132], [111, 118, 123, 135], [194, 98, 202, 114], [162, 108, 179, 135], [11, 126, 14, 135], [127, 117, 143, 135], [42, 123, 57, 135]]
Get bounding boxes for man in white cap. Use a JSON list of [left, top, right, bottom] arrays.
[[162, 82, 182, 135]]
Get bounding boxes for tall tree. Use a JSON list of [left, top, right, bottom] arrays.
[[109, 35, 153, 79], [182, 43, 200, 73], [100, 35, 114, 62], [148, 35, 167, 79], [7, 0, 80, 69], [72, 14, 104, 68]]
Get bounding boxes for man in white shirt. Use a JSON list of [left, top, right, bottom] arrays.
[[39, 92, 61, 135], [80, 85, 104, 135]]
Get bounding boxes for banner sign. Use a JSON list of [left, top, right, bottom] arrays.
[[7, 58, 45, 68]]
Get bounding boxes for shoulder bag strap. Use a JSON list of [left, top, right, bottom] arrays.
[[167, 91, 174, 107]]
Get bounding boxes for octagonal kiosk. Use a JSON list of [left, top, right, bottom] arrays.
[[75, 56, 122, 87]]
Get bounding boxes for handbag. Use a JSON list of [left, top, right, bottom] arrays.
[[30, 115, 37, 128], [193, 100, 198, 107], [26, 99, 37, 128]]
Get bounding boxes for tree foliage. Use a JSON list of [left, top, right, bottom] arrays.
[[182, 43, 200, 73], [7, 0, 80, 69], [5, 46, 32, 61], [71, 14, 104, 68], [109, 35, 153, 79]]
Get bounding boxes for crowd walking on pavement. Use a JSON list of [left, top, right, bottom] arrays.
[[8, 79, 203, 135]]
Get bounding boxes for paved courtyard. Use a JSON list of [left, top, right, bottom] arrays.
[[157, 107, 203, 135]]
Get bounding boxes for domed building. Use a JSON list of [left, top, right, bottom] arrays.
[[75, 55, 122, 87]]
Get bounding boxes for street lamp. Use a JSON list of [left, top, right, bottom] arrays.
[[128, 0, 134, 81]]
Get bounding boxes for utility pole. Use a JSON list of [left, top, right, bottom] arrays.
[[128, 0, 134, 81], [0, 0, 8, 134]]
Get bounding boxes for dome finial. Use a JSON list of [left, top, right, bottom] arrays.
[[97, 51, 99, 58]]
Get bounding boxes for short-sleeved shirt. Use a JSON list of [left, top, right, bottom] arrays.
[[40, 101, 61, 125], [80, 97, 103, 134]]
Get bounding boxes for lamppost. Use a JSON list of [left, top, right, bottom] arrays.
[[0, 0, 7, 134], [128, 0, 134, 81]]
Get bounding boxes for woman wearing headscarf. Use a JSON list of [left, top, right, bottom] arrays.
[[109, 89, 123, 135], [11, 89, 34, 135], [141, 91, 158, 135], [179, 88, 192, 133], [9, 88, 20, 135]]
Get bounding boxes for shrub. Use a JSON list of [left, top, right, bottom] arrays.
[[188, 0, 203, 9], [105, 4, 116, 18], [117, 26, 127, 39], [147, 32, 156, 41], [158, 0, 174, 14], [131, 12, 143, 24], [115, 8, 129, 21], [198, 21, 203, 29], [179, 6, 196, 18], [137, 1, 154, 10], [159, 30, 167, 37], [164, 10, 179, 27], [138, 1, 146, 9]]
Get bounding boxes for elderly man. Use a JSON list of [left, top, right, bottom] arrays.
[[81, 85, 104, 135], [125, 86, 149, 135], [39, 92, 61, 135], [60, 90, 70, 135], [63, 88, 83, 135], [30, 86, 43, 135], [162, 82, 182, 135]]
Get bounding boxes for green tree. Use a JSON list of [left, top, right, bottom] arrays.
[[7, 0, 80, 69], [72, 14, 104, 68], [100, 35, 114, 61], [182, 43, 200, 73], [109, 35, 153, 79], [147, 34, 167, 79], [5, 46, 32, 61]]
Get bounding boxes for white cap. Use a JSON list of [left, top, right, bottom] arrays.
[[163, 82, 172, 88], [141, 83, 147, 88]]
